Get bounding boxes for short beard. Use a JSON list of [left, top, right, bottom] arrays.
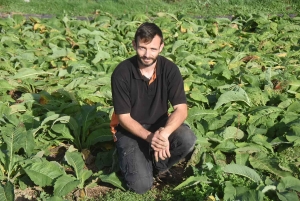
[[137, 56, 157, 67]]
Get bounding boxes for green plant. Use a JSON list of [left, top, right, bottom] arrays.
[[1, 8, 300, 200]]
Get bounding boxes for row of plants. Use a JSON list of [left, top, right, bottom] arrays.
[[0, 11, 300, 200]]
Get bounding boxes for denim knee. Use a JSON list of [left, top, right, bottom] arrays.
[[115, 131, 154, 194], [172, 124, 197, 152], [128, 176, 153, 194]]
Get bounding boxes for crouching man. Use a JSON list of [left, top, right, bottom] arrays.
[[110, 22, 197, 194]]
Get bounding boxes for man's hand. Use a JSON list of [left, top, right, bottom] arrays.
[[152, 127, 171, 162], [154, 144, 171, 162], [149, 127, 169, 151]]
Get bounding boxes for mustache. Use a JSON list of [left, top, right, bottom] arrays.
[[141, 56, 153, 60]]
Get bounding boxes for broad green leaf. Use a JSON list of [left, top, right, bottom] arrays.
[[186, 144, 207, 167], [245, 87, 269, 106], [238, 190, 264, 201], [287, 101, 300, 113], [222, 164, 262, 182], [214, 150, 227, 166], [214, 87, 251, 110], [246, 125, 268, 137], [278, 99, 293, 109], [65, 151, 84, 179], [235, 143, 266, 153], [173, 176, 209, 190], [212, 63, 231, 79], [12, 68, 53, 79], [23, 131, 35, 156], [51, 124, 73, 140], [277, 176, 300, 192], [250, 134, 273, 152], [171, 40, 187, 54], [65, 77, 86, 91], [249, 153, 292, 178], [235, 152, 249, 165], [222, 126, 244, 140], [9, 104, 26, 114], [41, 114, 60, 126], [187, 108, 218, 122], [248, 106, 282, 127], [214, 140, 237, 152], [224, 181, 236, 201], [78, 105, 96, 140], [86, 128, 113, 147], [92, 50, 110, 64], [261, 185, 276, 193], [48, 43, 67, 59], [0, 181, 14, 201], [277, 191, 299, 201], [78, 169, 93, 189], [51, 116, 80, 141], [2, 123, 27, 153], [24, 161, 64, 187], [46, 196, 65, 201], [0, 80, 14, 91], [189, 91, 208, 103], [53, 175, 80, 197], [98, 172, 126, 191]]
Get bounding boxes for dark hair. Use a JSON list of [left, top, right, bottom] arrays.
[[134, 22, 164, 44]]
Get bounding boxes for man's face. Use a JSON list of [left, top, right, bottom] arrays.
[[133, 35, 164, 67]]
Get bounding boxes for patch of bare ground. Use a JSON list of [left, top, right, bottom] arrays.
[[15, 187, 38, 201]]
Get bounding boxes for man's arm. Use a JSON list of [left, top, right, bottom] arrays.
[[117, 113, 151, 141], [154, 103, 187, 162], [117, 113, 168, 150], [159, 103, 187, 138]]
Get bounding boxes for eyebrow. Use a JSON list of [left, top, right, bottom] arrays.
[[138, 45, 159, 50]]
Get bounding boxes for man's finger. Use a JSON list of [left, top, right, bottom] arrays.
[[152, 139, 168, 148], [154, 151, 159, 162], [151, 144, 163, 151], [159, 150, 166, 160], [166, 148, 171, 158], [162, 150, 167, 158]]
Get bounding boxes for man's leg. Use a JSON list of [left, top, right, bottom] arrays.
[[115, 130, 153, 194], [154, 123, 197, 173]]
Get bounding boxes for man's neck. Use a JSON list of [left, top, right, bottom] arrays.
[[139, 63, 156, 79]]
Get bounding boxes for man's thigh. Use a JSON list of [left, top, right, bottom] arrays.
[[115, 131, 153, 194]]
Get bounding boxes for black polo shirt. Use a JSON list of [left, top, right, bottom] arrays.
[[111, 55, 187, 125]]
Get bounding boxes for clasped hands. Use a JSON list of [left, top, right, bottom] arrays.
[[149, 127, 171, 162]]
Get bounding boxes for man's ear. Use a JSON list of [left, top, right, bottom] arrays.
[[159, 42, 164, 52], [132, 40, 137, 50]]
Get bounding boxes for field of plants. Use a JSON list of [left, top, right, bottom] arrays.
[[1, 9, 300, 201]]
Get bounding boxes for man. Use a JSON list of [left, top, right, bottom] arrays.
[[110, 22, 196, 194]]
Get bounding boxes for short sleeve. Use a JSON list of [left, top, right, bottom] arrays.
[[167, 65, 187, 106], [111, 68, 131, 114]]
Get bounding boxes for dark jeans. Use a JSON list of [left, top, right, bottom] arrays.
[[115, 123, 197, 194]]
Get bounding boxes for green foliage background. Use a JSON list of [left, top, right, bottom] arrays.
[[1, 1, 300, 200]]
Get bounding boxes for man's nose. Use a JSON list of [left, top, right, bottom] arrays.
[[144, 49, 150, 57]]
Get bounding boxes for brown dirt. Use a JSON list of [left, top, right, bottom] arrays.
[[15, 187, 37, 201]]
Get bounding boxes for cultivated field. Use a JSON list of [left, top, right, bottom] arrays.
[[1, 1, 300, 200]]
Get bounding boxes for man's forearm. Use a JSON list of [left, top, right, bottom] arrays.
[[117, 113, 152, 142], [117, 114, 169, 151], [160, 103, 187, 137]]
